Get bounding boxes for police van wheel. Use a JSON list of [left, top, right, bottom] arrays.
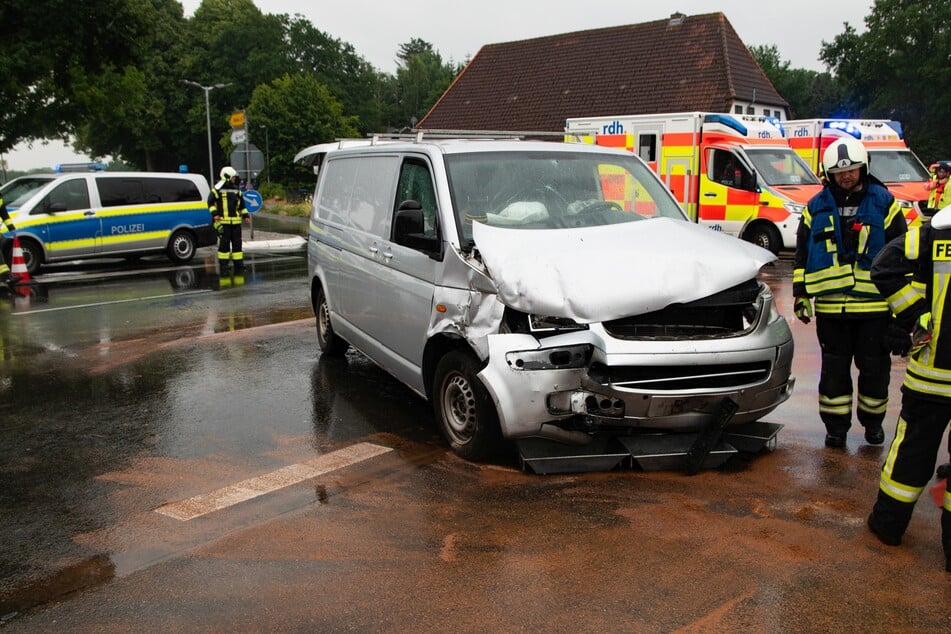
[[315, 287, 349, 356], [17, 239, 43, 275], [744, 224, 781, 255], [167, 230, 196, 263], [433, 350, 502, 461]]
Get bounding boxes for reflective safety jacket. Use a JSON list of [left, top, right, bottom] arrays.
[[208, 180, 247, 225], [871, 224, 951, 400], [0, 195, 14, 231], [793, 181, 905, 316], [928, 178, 950, 211]]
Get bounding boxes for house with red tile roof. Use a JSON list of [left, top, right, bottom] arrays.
[[418, 12, 788, 133]]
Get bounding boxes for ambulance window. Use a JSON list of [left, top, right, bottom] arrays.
[[637, 134, 657, 162], [38, 179, 90, 214]]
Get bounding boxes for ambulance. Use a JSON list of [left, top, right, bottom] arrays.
[[564, 112, 822, 254], [785, 119, 929, 225]]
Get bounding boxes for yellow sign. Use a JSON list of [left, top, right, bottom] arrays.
[[229, 111, 245, 128]]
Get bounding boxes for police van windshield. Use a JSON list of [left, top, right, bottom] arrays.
[[0, 175, 55, 208], [868, 149, 931, 182], [743, 148, 821, 186], [445, 151, 686, 242]]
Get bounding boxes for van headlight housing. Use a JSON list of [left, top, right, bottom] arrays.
[[783, 201, 806, 215]]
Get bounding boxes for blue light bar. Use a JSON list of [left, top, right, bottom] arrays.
[[823, 120, 863, 139], [55, 161, 107, 173], [703, 114, 747, 136]]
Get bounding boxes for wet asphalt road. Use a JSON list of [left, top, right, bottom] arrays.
[[1, 241, 949, 631]]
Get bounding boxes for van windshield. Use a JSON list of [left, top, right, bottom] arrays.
[[444, 150, 686, 242], [743, 148, 821, 186], [868, 149, 931, 182], [0, 175, 55, 208]]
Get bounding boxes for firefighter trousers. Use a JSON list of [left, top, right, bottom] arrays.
[[870, 390, 951, 562], [816, 315, 890, 437], [218, 224, 244, 270]]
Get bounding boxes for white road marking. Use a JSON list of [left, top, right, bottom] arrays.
[[13, 290, 212, 315], [155, 442, 393, 521]]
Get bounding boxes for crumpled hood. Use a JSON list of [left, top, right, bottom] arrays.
[[472, 218, 775, 323]]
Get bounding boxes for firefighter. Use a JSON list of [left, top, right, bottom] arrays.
[[793, 137, 908, 448], [0, 194, 17, 287], [208, 166, 249, 273], [925, 161, 950, 215], [866, 204, 951, 573]]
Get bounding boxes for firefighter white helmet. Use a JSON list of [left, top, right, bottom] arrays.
[[220, 166, 238, 180], [822, 137, 868, 174]]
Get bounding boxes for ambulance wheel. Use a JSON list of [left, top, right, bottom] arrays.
[[433, 350, 502, 461], [315, 285, 349, 356], [167, 230, 196, 263], [744, 223, 781, 255]]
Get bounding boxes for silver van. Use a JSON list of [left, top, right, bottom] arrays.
[[307, 137, 794, 471], [2, 171, 216, 273]]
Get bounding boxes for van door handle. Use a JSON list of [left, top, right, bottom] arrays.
[[85, 211, 96, 216], [703, 192, 717, 198], [369, 245, 379, 254], [382, 250, 394, 260]]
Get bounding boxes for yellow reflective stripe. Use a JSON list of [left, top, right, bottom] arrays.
[[902, 357, 951, 397], [100, 230, 168, 246], [819, 393, 852, 415], [793, 268, 805, 284], [815, 298, 889, 314], [805, 264, 855, 294], [885, 200, 904, 226], [879, 417, 925, 503], [904, 229, 919, 260], [857, 393, 888, 414], [944, 490, 951, 513], [0, 264, 9, 274], [887, 284, 921, 314]]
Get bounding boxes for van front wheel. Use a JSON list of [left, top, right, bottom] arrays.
[[167, 230, 196, 263], [744, 223, 781, 256], [433, 351, 502, 461]]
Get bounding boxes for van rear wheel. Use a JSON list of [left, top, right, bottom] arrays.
[[315, 286, 349, 356], [433, 350, 502, 461]]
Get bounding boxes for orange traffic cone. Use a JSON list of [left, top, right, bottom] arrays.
[[10, 236, 30, 286]]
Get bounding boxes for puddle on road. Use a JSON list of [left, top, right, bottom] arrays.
[[0, 554, 114, 618]]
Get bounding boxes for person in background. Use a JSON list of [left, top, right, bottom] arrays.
[[925, 161, 950, 216], [208, 166, 249, 274], [0, 194, 17, 287], [792, 137, 907, 448], [867, 204, 951, 574]]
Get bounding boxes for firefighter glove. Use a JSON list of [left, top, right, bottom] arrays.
[[794, 297, 813, 324], [910, 312, 933, 357], [884, 318, 911, 356]]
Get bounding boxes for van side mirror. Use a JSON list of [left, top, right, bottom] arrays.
[[394, 200, 441, 257]]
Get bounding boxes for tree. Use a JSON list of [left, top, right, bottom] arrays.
[[393, 39, 461, 129], [821, 0, 951, 162], [245, 73, 358, 186], [749, 44, 847, 119]]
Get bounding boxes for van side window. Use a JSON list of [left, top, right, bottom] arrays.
[[38, 179, 90, 214], [318, 156, 400, 238], [394, 159, 438, 236], [98, 177, 200, 206]]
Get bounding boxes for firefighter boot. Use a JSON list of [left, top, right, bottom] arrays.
[[824, 432, 847, 448], [868, 492, 914, 547], [864, 423, 885, 445]]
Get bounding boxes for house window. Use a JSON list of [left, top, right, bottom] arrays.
[[763, 108, 771, 116], [734, 105, 743, 114], [774, 110, 782, 118], [746, 106, 755, 114]]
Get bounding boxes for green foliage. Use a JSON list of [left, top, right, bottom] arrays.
[[820, 0, 951, 162], [750, 44, 850, 119], [246, 74, 359, 187]]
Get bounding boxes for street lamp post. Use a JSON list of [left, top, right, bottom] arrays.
[[181, 79, 232, 184]]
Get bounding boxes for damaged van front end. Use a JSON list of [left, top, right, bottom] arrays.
[[440, 218, 794, 448]]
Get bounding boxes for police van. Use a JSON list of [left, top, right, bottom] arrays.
[[1, 171, 216, 274]]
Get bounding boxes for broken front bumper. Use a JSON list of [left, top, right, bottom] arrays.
[[477, 321, 794, 443]]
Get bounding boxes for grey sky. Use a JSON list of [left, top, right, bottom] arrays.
[[5, 0, 873, 172]]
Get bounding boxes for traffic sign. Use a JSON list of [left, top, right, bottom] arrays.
[[242, 189, 263, 213], [229, 111, 245, 128], [230, 129, 247, 144]]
